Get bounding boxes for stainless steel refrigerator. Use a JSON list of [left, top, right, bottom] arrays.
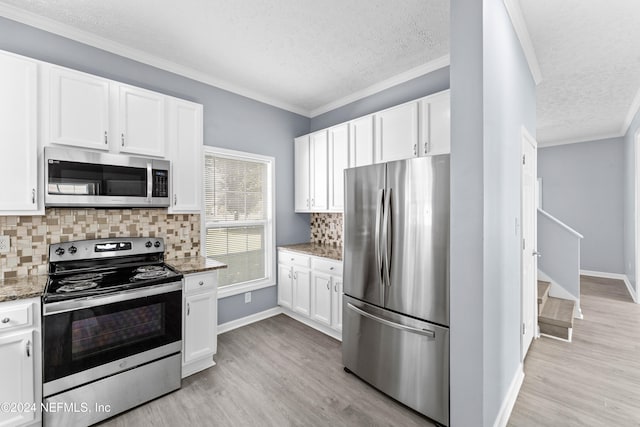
[[342, 155, 450, 426]]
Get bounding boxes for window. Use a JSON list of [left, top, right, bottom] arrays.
[[202, 147, 275, 297]]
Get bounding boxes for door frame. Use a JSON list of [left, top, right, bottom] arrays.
[[634, 131, 640, 304], [520, 127, 538, 361]]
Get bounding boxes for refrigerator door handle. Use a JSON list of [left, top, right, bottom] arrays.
[[375, 189, 385, 285], [382, 188, 392, 287], [346, 303, 436, 338]]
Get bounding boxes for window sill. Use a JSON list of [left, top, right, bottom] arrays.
[[217, 278, 276, 299]]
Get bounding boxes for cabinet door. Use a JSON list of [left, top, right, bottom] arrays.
[[331, 276, 343, 332], [184, 292, 216, 363], [328, 123, 349, 211], [294, 135, 311, 212], [168, 99, 203, 213], [421, 91, 450, 156], [118, 85, 166, 157], [49, 66, 110, 151], [311, 272, 332, 326], [310, 130, 328, 211], [350, 115, 374, 167], [292, 268, 311, 316], [0, 330, 35, 427], [376, 102, 419, 163], [0, 51, 39, 212], [278, 264, 293, 309]]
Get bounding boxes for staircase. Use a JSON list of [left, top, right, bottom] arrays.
[[537, 280, 575, 341]]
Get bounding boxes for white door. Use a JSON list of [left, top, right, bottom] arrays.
[[0, 51, 39, 212], [350, 115, 374, 167], [278, 264, 293, 309], [376, 102, 419, 163], [292, 268, 311, 316], [49, 66, 110, 150], [521, 130, 538, 359], [0, 330, 35, 427], [118, 84, 166, 157], [294, 135, 311, 212], [311, 272, 332, 326], [310, 131, 328, 210], [184, 292, 216, 363], [328, 124, 349, 211], [168, 99, 203, 213]]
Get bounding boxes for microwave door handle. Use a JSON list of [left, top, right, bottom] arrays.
[[147, 163, 153, 202]]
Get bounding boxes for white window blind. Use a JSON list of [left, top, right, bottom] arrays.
[[203, 150, 274, 291]]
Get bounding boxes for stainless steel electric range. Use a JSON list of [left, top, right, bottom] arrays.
[[42, 237, 183, 427]]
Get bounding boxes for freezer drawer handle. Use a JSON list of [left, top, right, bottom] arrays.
[[346, 303, 436, 338]]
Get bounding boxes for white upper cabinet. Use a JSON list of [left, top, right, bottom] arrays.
[[327, 123, 349, 211], [349, 114, 375, 167], [168, 98, 203, 213], [48, 66, 111, 151], [118, 85, 166, 157], [420, 89, 451, 156], [0, 51, 39, 213], [294, 135, 311, 212], [375, 101, 419, 163], [310, 130, 328, 211]]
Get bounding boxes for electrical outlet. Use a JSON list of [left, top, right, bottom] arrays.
[[0, 236, 9, 254], [244, 292, 252, 304]]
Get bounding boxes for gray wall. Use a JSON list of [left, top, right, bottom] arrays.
[[450, 0, 536, 425], [624, 109, 640, 296], [538, 138, 624, 273], [309, 67, 450, 131], [0, 16, 311, 324]]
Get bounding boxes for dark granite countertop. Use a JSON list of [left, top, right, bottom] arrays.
[[167, 257, 227, 275], [278, 243, 342, 261], [0, 275, 47, 303]]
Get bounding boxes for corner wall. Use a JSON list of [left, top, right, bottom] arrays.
[[624, 108, 640, 297]]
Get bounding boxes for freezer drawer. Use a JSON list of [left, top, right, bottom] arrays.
[[342, 296, 449, 426]]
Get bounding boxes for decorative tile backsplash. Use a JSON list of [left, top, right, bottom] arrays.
[[311, 213, 343, 247], [0, 208, 200, 280]]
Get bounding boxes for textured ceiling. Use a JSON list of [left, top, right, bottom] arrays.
[[521, 0, 640, 145], [0, 0, 449, 116]]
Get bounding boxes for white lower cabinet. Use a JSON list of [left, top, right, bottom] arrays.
[[278, 249, 343, 339], [0, 298, 41, 427], [182, 271, 218, 378]]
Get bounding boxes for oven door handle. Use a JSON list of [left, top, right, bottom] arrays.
[[43, 281, 183, 316]]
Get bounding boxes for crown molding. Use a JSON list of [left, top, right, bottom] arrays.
[[309, 55, 450, 118], [537, 131, 624, 148], [503, 0, 543, 85], [0, 3, 311, 116]]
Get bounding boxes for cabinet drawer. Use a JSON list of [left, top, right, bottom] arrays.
[[312, 258, 343, 276], [279, 251, 311, 268], [184, 273, 216, 293], [0, 302, 33, 332]]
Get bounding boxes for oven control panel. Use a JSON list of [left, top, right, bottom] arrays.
[[49, 237, 166, 262]]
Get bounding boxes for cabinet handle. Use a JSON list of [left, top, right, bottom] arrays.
[[25, 340, 31, 358], [294, 272, 298, 280], [104, 131, 108, 145], [121, 133, 125, 147], [311, 198, 315, 207], [413, 144, 417, 156], [1, 317, 9, 323], [424, 141, 429, 154], [326, 282, 330, 290], [199, 281, 204, 286], [187, 302, 190, 316], [288, 271, 291, 279], [329, 266, 334, 271], [290, 258, 294, 261], [174, 194, 177, 205], [306, 198, 309, 207], [31, 189, 35, 204], [334, 284, 338, 292]]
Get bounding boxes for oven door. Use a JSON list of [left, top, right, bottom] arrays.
[[43, 282, 182, 396]]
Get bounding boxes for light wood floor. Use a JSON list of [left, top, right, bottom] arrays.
[[509, 275, 640, 426], [101, 314, 434, 426]]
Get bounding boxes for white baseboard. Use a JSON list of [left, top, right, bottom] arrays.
[[580, 270, 638, 303], [281, 308, 343, 342], [217, 307, 283, 335], [493, 365, 524, 427]]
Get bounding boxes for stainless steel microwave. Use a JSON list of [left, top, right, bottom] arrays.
[[44, 147, 170, 208]]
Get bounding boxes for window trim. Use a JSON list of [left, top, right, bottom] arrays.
[[201, 146, 276, 299]]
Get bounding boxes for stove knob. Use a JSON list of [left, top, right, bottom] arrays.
[[68, 246, 77, 254], [154, 241, 161, 248], [145, 241, 152, 248], [55, 247, 65, 256]]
